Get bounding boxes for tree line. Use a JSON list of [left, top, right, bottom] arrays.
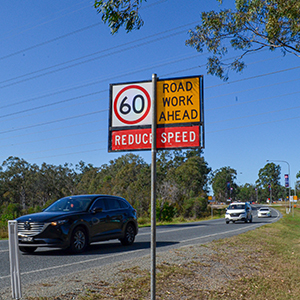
[[0, 150, 211, 227], [0, 151, 297, 229]]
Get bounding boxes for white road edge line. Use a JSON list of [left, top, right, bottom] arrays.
[[0, 210, 281, 280]]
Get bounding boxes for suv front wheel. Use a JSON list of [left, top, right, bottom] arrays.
[[69, 227, 88, 253]]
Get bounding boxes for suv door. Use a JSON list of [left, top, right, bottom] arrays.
[[89, 198, 109, 240], [104, 197, 125, 235]]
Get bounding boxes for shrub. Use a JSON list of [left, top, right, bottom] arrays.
[[182, 197, 208, 219]]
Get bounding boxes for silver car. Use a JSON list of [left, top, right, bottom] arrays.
[[257, 207, 272, 218], [225, 202, 253, 224]]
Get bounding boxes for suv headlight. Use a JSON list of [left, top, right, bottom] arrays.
[[51, 220, 68, 226]]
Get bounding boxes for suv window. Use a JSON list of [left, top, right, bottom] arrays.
[[106, 197, 121, 210], [118, 199, 129, 208], [91, 198, 107, 211], [229, 204, 245, 210]]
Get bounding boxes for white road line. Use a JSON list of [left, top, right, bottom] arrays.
[[0, 211, 282, 280], [180, 211, 281, 244], [0, 248, 146, 280], [139, 224, 207, 236], [180, 223, 259, 243]]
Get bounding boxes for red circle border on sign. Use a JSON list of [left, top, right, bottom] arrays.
[[113, 85, 151, 125]]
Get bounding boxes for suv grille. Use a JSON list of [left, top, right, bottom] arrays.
[[18, 222, 45, 236], [230, 213, 240, 217]]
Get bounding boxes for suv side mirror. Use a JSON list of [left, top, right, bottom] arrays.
[[92, 207, 103, 214]]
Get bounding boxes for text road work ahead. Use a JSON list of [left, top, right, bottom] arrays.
[[157, 77, 200, 125]]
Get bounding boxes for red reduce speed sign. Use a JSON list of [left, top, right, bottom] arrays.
[[113, 84, 152, 126]]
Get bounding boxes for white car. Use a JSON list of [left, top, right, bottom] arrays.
[[225, 202, 253, 224], [258, 207, 272, 218]]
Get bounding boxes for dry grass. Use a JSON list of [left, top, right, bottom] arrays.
[[25, 207, 300, 299]]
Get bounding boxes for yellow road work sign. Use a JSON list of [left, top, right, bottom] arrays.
[[157, 77, 201, 125]]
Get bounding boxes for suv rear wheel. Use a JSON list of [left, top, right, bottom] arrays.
[[120, 224, 135, 246]]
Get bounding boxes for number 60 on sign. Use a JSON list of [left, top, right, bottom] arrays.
[[110, 81, 153, 127]]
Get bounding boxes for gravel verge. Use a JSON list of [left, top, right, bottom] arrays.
[[0, 239, 253, 300]]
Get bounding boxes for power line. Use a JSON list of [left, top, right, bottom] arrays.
[[1, 51, 293, 115], [208, 94, 300, 124], [0, 91, 104, 119], [21, 141, 106, 156], [0, 128, 106, 149], [1, 1, 89, 42], [22, 110, 300, 160], [1, 57, 299, 140], [28, 148, 108, 161], [0, 110, 106, 135], [0, 119, 103, 141], [0, 22, 102, 61], [205, 65, 300, 89], [0, 23, 197, 89], [207, 114, 300, 134], [207, 89, 300, 112], [206, 77, 300, 102], [0, 51, 201, 112]]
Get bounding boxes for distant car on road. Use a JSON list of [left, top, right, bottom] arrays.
[[225, 202, 253, 224], [257, 207, 272, 218], [16, 194, 138, 254]]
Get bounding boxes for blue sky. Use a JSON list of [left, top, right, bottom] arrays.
[[0, 0, 299, 190]]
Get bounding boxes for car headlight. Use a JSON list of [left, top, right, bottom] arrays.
[[51, 220, 68, 226]]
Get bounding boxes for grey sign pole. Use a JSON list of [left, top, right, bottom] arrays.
[[151, 73, 157, 300], [8, 220, 22, 299]]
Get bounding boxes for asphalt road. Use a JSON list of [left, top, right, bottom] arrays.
[[0, 205, 281, 292]]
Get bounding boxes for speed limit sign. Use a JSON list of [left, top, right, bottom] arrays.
[[111, 81, 152, 127]]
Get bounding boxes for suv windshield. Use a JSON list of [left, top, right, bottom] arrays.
[[228, 204, 245, 210], [45, 196, 94, 212]]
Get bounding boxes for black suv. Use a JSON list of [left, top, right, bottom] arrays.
[[16, 194, 138, 253]]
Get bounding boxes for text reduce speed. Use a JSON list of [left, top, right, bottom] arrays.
[[112, 126, 200, 151]]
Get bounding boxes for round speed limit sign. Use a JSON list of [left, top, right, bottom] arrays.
[[111, 82, 152, 127]]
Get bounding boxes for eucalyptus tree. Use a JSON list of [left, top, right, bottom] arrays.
[[256, 162, 281, 202], [186, 0, 300, 80], [75, 161, 100, 195], [0, 157, 34, 210], [236, 183, 257, 202], [94, 0, 300, 80], [211, 166, 237, 202]]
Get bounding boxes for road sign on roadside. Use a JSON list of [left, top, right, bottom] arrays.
[[108, 74, 204, 300], [157, 77, 201, 125], [111, 81, 152, 127], [108, 75, 204, 152], [111, 126, 200, 151]]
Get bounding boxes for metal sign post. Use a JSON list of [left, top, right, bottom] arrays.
[[8, 220, 22, 299], [151, 73, 157, 300]]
